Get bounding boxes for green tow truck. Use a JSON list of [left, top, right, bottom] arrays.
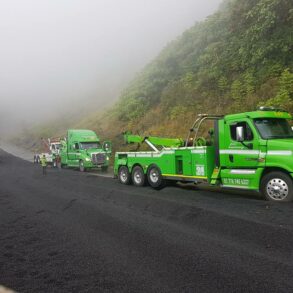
[[114, 107, 293, 202], [61, 129, 111, 172]]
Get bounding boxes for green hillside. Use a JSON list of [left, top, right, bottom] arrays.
[[14, 0, 293, 150], [101, 0, 293, 138]]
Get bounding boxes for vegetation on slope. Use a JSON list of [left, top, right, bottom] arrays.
[[15, 0, 293, 151], [102, 0, 293, 139]]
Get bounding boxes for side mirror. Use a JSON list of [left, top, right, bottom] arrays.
[[103, 141, 112, 152], [236, 126, 244, 142]]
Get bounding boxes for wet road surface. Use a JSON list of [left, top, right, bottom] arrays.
[[1, 149, 293, 292]]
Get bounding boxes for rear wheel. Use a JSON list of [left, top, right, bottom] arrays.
[[118, 166, 131, 185], [261, 171, 293, 202], [79, 160, 85, 172], [147, 165, 166, 189], [132, 166, 146, 187]]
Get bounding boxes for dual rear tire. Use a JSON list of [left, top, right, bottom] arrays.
[[118, 164, 166, 189], [132, 166, 146, 187], [118, 166, 293, 202], [147, 165, 166, 189]]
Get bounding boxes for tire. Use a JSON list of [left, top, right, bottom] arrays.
[[131, 166, 146, 187], [79, 160, 86, 172], [147, 164, 166, 189], [118, 166, 131, 185], [261, 171, 293, 202]]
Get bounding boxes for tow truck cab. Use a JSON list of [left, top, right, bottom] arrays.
[[218, 110, 293, 200]]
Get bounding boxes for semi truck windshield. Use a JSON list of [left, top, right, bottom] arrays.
[[254, 118, 293, 139], [80, 142, 101, 149]]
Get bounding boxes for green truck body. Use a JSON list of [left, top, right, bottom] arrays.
[[61, 129, 111, 171], [114, 108, 293, 202]]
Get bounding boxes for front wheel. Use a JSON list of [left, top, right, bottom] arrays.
[[79, 160, 86, 172], [147, 165, 166, 189], [261, 171, 293, 202]]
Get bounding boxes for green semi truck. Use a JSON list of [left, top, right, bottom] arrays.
[[61, 129, 111, 172], [114, 107, 293, 202]]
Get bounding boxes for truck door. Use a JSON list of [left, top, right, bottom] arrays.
[[68, 142, 79, 163], [221, 119, 260, 168]]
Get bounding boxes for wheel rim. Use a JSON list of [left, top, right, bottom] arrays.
[[266, 178, 289, 201], [134, 170, 142, 184], [120, 169, 128, 183], [150, 168, 159, 183]]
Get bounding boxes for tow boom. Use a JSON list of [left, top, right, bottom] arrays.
[[123, 132, 184, 152]]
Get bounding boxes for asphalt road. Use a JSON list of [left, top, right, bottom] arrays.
[[1, 149, 293, 293]]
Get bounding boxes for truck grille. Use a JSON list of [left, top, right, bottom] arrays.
[[92, 153, 106, 165]]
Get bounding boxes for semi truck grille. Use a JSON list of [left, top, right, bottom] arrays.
[[92, 153, 106, 165]]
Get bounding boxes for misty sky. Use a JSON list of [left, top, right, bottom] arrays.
[[0, 0, 222, 134]]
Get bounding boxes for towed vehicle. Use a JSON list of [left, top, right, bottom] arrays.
[[61, 129, 111, 172], [34, 138, 62, 167]]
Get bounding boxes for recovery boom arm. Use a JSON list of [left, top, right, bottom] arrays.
[[123, 132, 184, 151]]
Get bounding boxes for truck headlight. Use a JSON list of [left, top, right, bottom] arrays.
[[85, 157, 91, 162], [106, 156, 109, 160]]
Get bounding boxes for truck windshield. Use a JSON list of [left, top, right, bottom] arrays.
[[52, 144, 61, 150], [80, 142, 101, 149], [254, 118, 293, 139]]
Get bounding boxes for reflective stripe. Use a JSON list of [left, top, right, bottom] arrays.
[[164, 147, 205, 150], [220, 150, 259, 155], [220, 150, 292, 156], [267, 151, 292, 156], [230, 169, 256, 175], [118, 151, 175, 158], [117, 152, 153, 154], [222, 185, 249, 189], [191, 149, 206, 154], [153, 151, 174, 157], [134, 154, 152, 158]]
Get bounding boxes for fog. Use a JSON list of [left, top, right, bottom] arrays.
[[0, 0, 222, 135]]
